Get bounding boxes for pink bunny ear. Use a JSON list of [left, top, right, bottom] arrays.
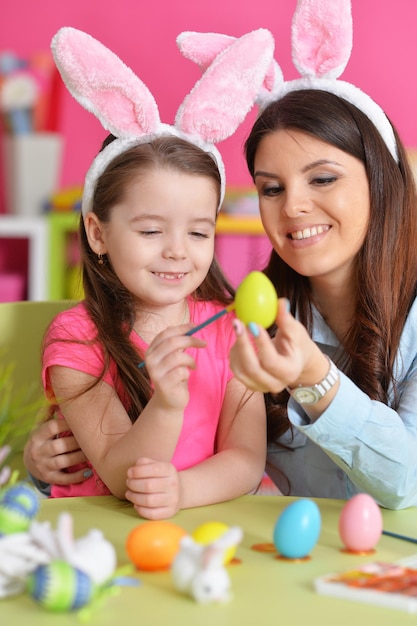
[[176, 28, 274, 143], [177, 31, 236, 71], [51, 27, 160, 138], [292, 0, 353, 79], [178, 30, 280, 106]]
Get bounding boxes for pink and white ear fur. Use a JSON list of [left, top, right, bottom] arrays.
[[176, 29, 274, 144], [177, 31, 281, 106], [258, 0, 398, 163], [51, 26, 275, 215], [51, 27, 160, 139], [292, 0, 352, 79]]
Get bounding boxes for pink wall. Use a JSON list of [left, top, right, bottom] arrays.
[[1, 0, 417, 198]]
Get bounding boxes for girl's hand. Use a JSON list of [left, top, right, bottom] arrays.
[[23, 418, 90, 485], [125, 457, 181, 520], [230, 298, 325, 393], [144, 324, 206, 412]]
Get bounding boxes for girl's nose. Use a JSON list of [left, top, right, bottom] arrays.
[[162, 236, 187, 259]]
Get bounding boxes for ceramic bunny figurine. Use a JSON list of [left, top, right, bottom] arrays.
[[171, 525, 243, 603]]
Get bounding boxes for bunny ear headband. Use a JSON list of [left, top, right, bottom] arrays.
[[178, 0, 398, 163], [50, 27, 274, 216]]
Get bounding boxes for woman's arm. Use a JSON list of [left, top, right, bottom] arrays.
[[125, 377, 267, 519], [229, 300, 339, 421], [230, 299, 417, 509], [291, 369, 417, 509]]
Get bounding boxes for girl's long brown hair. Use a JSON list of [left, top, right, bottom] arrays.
[[49, 135, 235, 423], [245, 90, 417, 443]]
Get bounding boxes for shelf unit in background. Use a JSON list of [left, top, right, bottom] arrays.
[[0, 211, 271, 301], [0, 212, 81, 301], [0, 215, 49, 300]]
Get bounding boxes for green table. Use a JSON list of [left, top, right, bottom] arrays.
[[3, 494, 417, 625]]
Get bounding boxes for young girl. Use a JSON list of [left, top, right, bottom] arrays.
[[23, 27, 272, 519]]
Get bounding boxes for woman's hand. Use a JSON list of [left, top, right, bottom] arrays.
[[230, 298, 327, 394], [125, 457, 181, 520], [144, 324, 206, 412], [23, 418, 90, 485]]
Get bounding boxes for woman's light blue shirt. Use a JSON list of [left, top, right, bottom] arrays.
[[266, 297, 417, 509]]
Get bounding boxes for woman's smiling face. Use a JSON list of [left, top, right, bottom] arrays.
[[253, 129, 370, 288]]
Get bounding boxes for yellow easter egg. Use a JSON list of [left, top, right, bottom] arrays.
[[234, 271, 278, 328], [191, 521, 236, 564]]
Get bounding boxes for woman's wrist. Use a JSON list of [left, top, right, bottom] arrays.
[[287, 356, 339, 406]]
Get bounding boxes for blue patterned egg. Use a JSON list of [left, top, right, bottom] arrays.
[[28, 561, 95, 611], [0, 483, 39, 534], [273, 499, 321, 559]]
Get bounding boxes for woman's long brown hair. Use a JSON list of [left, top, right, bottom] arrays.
[[245, 90, 417, 443], [47, 135, 235, 423]]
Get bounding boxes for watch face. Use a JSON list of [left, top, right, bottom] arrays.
[[292, 387, 320, 405]]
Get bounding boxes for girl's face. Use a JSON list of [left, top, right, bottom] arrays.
[[86, 167, 218, 312], [253, 129, 370, 289]]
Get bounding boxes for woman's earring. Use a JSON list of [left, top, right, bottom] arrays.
[[97, 253, 105, 265]]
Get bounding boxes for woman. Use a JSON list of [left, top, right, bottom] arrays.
[[230, 87, 417, 509]]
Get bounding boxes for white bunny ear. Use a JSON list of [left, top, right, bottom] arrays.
[[55, 512, 74, 561], [175, 28, 274, 143], [292, 0, 353, 79], [51, 27, 160, 139]]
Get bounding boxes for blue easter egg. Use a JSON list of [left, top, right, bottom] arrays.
[[28, 561, 94, 612], [273, 499, 321, 559], [0, 483, 40, 534]]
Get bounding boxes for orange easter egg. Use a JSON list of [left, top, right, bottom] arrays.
[[126, 521, 187, 571]]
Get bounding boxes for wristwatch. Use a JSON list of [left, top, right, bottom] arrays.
[[287, 357, 339, 405]]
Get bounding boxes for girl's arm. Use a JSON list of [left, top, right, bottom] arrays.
[[48, 326, 207, 499], [125, 377, 266, 519]]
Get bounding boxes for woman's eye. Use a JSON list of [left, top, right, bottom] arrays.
[[261, 185, 282, 197], [312, 175, 337, 185]]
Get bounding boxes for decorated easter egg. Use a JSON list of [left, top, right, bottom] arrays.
[[0, 483, 39, 534], [234, 271, 278, 328], [126, 521, 187, 571], [339, 493, 383, 552], [273, 499, 321, 559], [27, 561, 94, 611], [192, 521, 236, 564]]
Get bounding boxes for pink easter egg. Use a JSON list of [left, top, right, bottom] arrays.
[[338, 493, 383, 552]]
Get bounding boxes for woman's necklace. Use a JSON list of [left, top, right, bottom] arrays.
[[134, 300, 189, 343]]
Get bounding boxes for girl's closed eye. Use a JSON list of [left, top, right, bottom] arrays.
[[139, 229, 162, 236], [189, 231, 210, 239]]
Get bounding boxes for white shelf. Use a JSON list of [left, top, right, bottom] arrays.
[[0, 215, 48, 300]]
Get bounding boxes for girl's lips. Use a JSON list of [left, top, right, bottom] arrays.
[[288, 225, 330, 241]]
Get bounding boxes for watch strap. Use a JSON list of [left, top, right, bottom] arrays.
[[287, 357, 339, 405]]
